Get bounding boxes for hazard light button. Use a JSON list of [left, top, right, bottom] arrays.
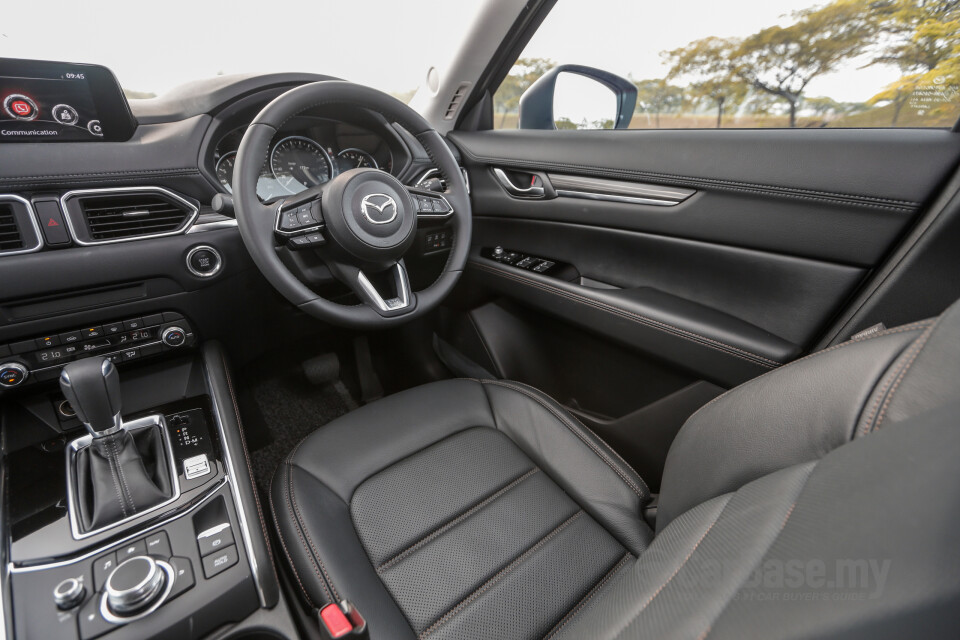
[[32, 198, 70, 245]]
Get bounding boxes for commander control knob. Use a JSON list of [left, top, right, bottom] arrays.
[[0, 362, 28, 388], [105, 556, 166, 616], [53, 577, 86, 610], [493, 246, 504, 258], [161, 326, 186, 348]]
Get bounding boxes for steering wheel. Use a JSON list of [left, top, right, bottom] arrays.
[[232, 81, 471, 329]]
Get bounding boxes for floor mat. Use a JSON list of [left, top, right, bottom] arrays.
[[244, 371, 358, 492]]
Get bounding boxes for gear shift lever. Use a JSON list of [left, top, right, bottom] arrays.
[[61, 357, 174, 533], [60, 357, 123, 438]]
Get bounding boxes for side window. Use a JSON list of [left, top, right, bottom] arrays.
[[493, 0, 960, 129]]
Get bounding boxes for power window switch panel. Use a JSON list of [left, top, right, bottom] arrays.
[[183, 454, 211, 479]]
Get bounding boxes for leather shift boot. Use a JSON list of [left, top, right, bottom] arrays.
[[74, 426, 173, 532]]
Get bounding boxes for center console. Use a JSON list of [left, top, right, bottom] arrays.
[[0, 325, 298, 639]]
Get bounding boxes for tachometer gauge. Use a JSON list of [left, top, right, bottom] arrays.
[[215, 151, 237, 193], [337, 148, 378, 170], [270, 136, 333, 194]]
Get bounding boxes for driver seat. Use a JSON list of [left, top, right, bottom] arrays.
[[270, 300, 960, 639]]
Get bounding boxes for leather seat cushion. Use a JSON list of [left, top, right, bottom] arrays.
[[271, 378, 653, 639]]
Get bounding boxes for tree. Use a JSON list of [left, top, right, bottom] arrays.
[[868, 0, 960, 73], [732, 1, 879, 127], [665, 1, 878, 127], [663, 38, 748, 127], [494, 57, 555, 128], [632, 78, 685, 128], [868, 74, 925, 123]]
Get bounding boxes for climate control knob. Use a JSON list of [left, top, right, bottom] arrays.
[[105, 556, 167, 616], [161, 327, 186, 348], [0, 362, 27, 388]]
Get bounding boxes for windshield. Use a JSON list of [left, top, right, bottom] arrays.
[[0, 0, 483, 102]]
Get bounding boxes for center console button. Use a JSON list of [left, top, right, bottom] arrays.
[[105, 556, 166, 616], [117, 539, 146, 562], [53, 576, 86, 610], [81, 327, 103, 340], [197, 522, 234, 556], [145, 530, 172, 558], [167, 556, 196, 600], [78, 595, 114, 640], [60, 331, 82, 345], [123, 318, 143, 331], [143, 313, 163, 327], [36, 335, 60, 348], [93, 552, 118, 591], [161, 327, 186, 347], [201, 544, 238, 578]]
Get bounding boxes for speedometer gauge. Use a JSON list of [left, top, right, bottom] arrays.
[[215, 152, 237, 193], [270, 136, 333, 194], [337, 148, 378, 170]]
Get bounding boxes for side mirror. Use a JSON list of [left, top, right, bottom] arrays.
[[518, 64, 636, 130]]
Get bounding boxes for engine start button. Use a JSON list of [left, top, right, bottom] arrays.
[[186, 245, 222, 278]]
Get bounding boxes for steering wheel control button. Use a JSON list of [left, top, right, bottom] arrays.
[[197, 522, 234, 556], [0, 363, 28, 388], [4, 94, 38, 120], [161, 327, 186, 348], [93, 552, 118, 591], [183, 453, 211, 479], [186, 245, 223, 278], [202, 543, 239, 578], [53, 577, 86, 610], [105, 556, 166, 616], [288, 233, 325, 250]]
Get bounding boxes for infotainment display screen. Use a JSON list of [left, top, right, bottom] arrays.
[[0, 58, 137, 142]]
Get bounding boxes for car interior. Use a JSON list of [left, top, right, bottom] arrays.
[[1, 0, 960, 638]]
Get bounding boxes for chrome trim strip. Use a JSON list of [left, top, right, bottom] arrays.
[[555, 189, 683, 207], [11, 479, 229, 573], [0, 194, 44, 256], [60, 186, 200, 246], [357, 262, 412, 313], [66, 415, 182, 540], [204, 369, 268, 607], [549, 173, 695, 206], [186, 218, 238, 234]]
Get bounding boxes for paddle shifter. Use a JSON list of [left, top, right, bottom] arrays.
[[61, 357, 174, 533]]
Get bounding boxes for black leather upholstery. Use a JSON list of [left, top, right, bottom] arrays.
[[271, 300, 960, 639], [75, 425, 173, 532]]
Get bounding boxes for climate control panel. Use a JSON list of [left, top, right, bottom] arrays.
[[0, 312, 195, 390]]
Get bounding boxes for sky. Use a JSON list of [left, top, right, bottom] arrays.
[[0, 0, 900, 103]]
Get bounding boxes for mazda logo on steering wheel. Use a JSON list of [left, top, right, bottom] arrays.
[[360, 193, 398, 225]]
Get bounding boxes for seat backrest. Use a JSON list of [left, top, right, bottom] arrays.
[[657, 299, 960, 532]]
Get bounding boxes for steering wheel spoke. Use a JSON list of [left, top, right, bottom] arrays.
[[406, 186, 454, 221], [326, 260, 415, 317]]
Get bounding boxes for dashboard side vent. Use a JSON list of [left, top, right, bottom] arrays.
[[443, 83, 471, 120], [0, 203, 24, 252], [65, 188, 198, 243]]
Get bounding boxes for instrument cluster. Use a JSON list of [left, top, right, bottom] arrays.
[[212, 119, 393, 202]]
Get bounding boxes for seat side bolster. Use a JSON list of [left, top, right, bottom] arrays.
[[271, 465, 418, 640], [480, 379, 654, 555], [657, 324, 926, 533]]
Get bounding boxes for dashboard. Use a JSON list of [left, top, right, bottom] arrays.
[[212, 117, 396, 201]]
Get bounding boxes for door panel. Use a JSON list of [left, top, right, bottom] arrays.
[[439, 127, 960, 483]]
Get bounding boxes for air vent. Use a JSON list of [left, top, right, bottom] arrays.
[[63, 188, 199, 244], [0, 204, 23, 252], [443, 83, 471, 120]]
